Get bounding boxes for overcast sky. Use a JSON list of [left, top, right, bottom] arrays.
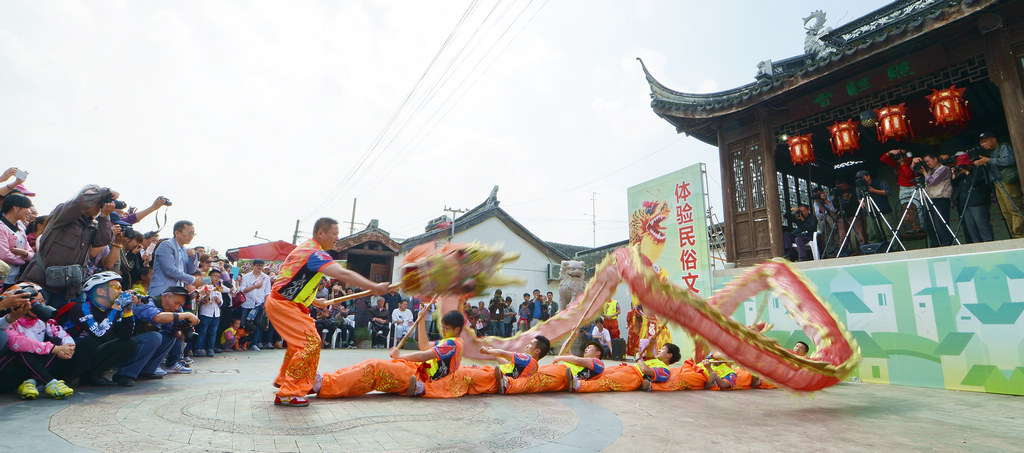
[[1, 0, 891, 254]]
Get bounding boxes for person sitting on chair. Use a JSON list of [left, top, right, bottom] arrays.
[[782, 204, 817, 261], [369, 296, 390, 349]]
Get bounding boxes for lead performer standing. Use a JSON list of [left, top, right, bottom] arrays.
[[267, 217, 389, 407]]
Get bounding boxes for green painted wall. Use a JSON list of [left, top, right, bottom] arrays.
[[715, 249, 1024, 396]]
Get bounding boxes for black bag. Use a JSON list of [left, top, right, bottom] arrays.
[[44, 265, 84, 290]]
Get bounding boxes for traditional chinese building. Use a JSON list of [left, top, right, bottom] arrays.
[[333, 219, 401, 283], [642, 0, 1024, 265]]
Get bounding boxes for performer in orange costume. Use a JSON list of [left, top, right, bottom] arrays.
[[316, 309, 472, 398], [577, 343, 679, 393], [266, 217, 389, 407]]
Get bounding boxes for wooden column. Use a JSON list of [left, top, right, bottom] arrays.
[[758, 114, 784, 258], [717, 127, 736, 263], [984, 26, 1024, 187]]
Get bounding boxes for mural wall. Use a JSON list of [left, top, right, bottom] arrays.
[[715, 248, 1024, 395]]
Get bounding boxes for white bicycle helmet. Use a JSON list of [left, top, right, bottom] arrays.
[[82, 271, 122, 292]]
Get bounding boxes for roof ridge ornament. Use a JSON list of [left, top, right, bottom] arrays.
[[803, 9, 835, 60]]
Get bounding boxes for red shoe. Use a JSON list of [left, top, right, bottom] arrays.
[[274, 395, 309, 407]]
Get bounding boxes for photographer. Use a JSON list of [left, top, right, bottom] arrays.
[[0, 290, 34, 352], [21, 185, 119, 309], [1, 193, 34, 288], [914, 153, 954, 247], [56, 271, 136, 387], [811, 187, 838, 253], [974, 131, 1023, 239], [0, 167, 29, 199], [833, 179, 866, 254], [952, 152, 994, 243], [149, 220, 200, 297], [113, 286, 199, 386], [855, 170, 893, 243], [881, 149, 925, 235], [782, 204, 817, 261]]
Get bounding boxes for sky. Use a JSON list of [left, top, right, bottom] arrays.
[[1, 0, 892, 254]]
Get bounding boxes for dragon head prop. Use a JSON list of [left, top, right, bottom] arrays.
[[400, 242, 523, 297]]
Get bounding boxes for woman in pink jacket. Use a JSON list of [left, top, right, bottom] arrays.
[[0, 194, 34, 288], [0, 283, 75, 399]]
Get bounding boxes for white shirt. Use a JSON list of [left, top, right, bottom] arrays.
[[240, 271, 269, 309], [591, 325, 611, 348], [392, 308, 414, 326], [197, 283, 223, 317]]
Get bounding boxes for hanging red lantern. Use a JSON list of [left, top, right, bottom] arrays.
[[875, 103, 913, 143], [827, 119, 860, 157], [926, 85, 969, 127], [787, 133, 815, 165]]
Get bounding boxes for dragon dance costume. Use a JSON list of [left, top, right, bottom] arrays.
[[318, 337, 468, 398], [266, 239, 335, 398]]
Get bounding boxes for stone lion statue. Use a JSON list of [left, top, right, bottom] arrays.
[[558, 260, 586, 307]]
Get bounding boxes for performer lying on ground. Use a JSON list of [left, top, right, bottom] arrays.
[[701, 352, 737, 390], [458, 335, 551, 395], [576, 342, 679, 393], [485, 339, 607, 395], [315, 308, 469, 399], [554, 340, 605, 392]]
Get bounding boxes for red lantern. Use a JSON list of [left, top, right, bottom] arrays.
[[827, 119, 860, 157], [926, 85, 969, 127], [875, 103, 913, 143], [788, 133, 815, 165]]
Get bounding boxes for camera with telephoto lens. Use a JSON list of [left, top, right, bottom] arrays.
[[101, 192, 127, 210], [14, 287, 57, 321]]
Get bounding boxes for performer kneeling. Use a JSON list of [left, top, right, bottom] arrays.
[[315, 309, 469, 398], [577, 342, 679, 393]]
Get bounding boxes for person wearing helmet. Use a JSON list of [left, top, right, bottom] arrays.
[[55, 271, 136, 386], [0, 289, 34, 353], [113, 285, 199, 386]]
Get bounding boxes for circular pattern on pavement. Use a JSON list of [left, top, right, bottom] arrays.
[[50, 381, 587, 452]]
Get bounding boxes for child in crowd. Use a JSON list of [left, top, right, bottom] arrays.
[[0, 283, 75, 399], [517, 301, 531, 333], [220, 319, 241, 351]]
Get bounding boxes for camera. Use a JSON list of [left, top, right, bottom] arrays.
[[855, 177, 869, 189], [120, 225, 134, 238], [101, 193, 127, 210], [14, 287, 57, 321], [912, 160, 927, 172], [174, 319, 200, 342], [160, 196, 172, 206]]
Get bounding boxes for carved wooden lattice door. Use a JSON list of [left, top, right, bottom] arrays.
[[727, 135, 772, 263]]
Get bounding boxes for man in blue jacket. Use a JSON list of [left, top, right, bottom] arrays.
[[150, 220, 199, 296]]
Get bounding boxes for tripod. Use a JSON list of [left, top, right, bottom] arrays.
[[889, 181, 962, 250], [837, 188, 906, 257]]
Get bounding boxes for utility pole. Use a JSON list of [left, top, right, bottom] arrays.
[[292, 219, 300, 245], [349, 198, 357, 235], [443, 205, 467, 240], [590, 192, 598, 247]]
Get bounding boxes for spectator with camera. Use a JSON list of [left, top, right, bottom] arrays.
[[833, 179, 866, 255], [195, 268, 227, 357], [113, 285, 199, 386], [22, 185, 119, 309], [0, 290, 35, 352], [952, 151, 994, 243], [811, 187, 838, 254], [149, 220, 200, 299], [855, 170, 894, 244], [914, 153, 955, 247], [783, 204, 817, 261], [974, 131, 1023, 239], [881, 149, 926, 235], [0, 282, 76, 400], [57, 271, 136, 387], [0, 167, 30, 199], [1, 193, 35, 289]]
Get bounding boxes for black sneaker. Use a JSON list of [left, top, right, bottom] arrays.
[[81, 375, 117, 387], [113, 375, 135, 387]]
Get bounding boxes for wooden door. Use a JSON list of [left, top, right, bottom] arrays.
[[727, 135, 772, 263]]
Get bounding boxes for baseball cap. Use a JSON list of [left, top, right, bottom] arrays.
[[978, 131, 996, 139], [163, 286, 192, 302], [109, 213, 132, 226], [855, 170, 870, 178]]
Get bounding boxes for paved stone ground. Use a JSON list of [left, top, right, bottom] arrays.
[[0, 348, 1019, 452]]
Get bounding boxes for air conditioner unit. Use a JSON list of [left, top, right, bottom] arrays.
[[547, 263, 560, 281]]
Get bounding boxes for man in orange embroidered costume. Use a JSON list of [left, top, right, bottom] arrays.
[[577, 342, 679, 393], [267, 217, 389, 407], [316, 309, 469, 398], [459, 336, 551, 395]]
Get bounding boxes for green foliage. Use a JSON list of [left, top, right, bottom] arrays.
[[354, 327, 370, 342]]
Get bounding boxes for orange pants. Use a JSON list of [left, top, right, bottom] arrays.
[[506, 364, 570, 394], [735, 369, 775, 389], [458, 366, 500, 395], [605, 318, 620, 339], [318, 359, 476, 399], [652, 359, 707, 391], [576, 364, 642, 392], [265, 295, 321, 398]]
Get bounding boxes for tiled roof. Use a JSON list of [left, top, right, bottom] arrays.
[[642, 0, 990, 132]]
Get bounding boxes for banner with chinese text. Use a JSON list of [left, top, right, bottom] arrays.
[[626, 164, 712, 358]]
